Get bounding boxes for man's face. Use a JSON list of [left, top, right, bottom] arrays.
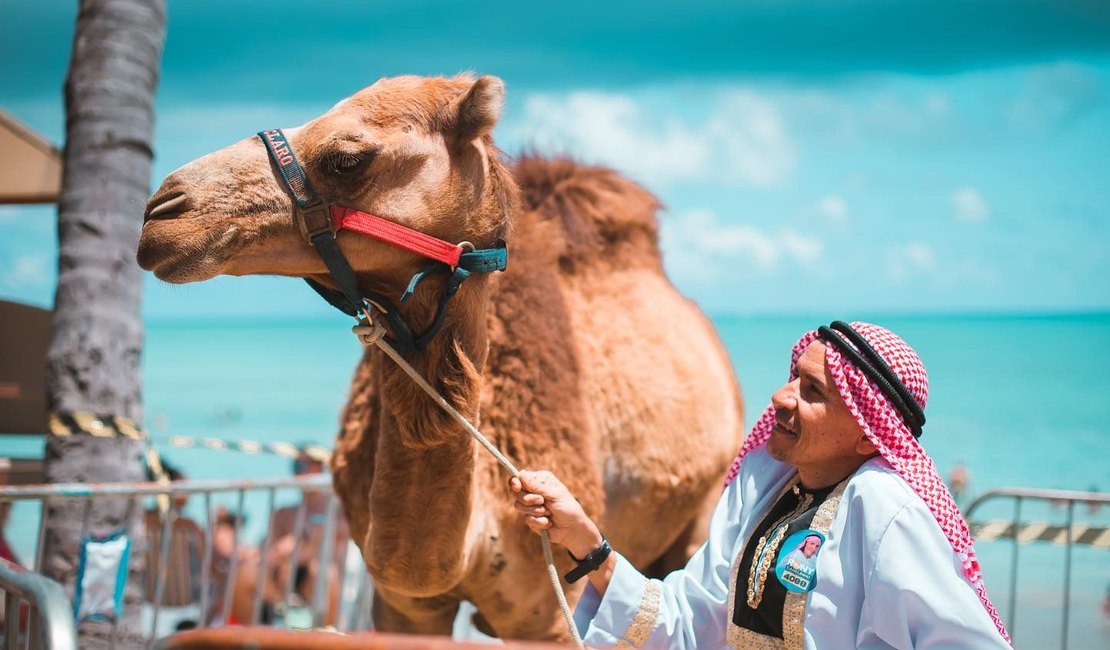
[[802, 536, 821, 557], [767, 341, 870, 486]]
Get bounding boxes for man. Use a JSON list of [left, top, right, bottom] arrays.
[[510, 321, 1010, 649]]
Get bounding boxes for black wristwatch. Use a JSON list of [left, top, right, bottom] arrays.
[[564, 535, 612, 583]]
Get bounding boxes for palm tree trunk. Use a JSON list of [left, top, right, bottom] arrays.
[[42, 1, 165, 647]]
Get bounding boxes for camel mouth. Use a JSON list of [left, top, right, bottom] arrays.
[[138, 221, 241, 283], [144, 252, 215, 284]]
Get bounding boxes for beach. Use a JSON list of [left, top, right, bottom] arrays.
[[2, 312, 1107, 647]]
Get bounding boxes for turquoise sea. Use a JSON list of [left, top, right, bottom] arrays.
[[2, 313, 1108, 647]]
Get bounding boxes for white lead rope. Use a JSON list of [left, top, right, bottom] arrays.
[[353, 316, 585, 649]]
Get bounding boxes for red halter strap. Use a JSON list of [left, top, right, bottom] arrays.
[[331, 206, 463, 268]]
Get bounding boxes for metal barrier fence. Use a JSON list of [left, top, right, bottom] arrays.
[[0, 475, 368, 647], [965, 487, 1110, 650], [0, 556, 77, 650]]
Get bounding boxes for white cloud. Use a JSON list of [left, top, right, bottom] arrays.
[[787, 87, 958, 144], [518, 92, 708, 186], [709, 91, 796, 186], [951, 187, 990, 222], [661, 209, 822, 280], [696, 223, 779, 267], [815, 195, 848, 221], [884, 241, 935, 284], [512, 89, 795, 187], [780, 230, 824, 264], [904, 242, 935, 269]]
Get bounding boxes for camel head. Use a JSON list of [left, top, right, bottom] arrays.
[[138, 75, 514, 289]]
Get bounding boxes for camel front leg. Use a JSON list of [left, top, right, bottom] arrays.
[[372, 587, 461, 636]]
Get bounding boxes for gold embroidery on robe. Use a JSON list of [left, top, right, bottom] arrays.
[[616, 580, 662, 648], [727, 478, 849, 650]]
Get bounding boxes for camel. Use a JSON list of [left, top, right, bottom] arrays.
[[137, 74, 744, 641]]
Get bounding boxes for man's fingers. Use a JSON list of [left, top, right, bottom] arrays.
[[512, 500, 550, 517], [516, 503, 549, 517], [511, 493, 544, 507]]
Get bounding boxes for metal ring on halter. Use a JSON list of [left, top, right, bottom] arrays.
[[353, 299, 372, 323], [363, 297, 390, 315], [453, 241, 476, 271]]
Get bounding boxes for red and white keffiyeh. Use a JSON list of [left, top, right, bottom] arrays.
[[724, 322, 1010, 644]]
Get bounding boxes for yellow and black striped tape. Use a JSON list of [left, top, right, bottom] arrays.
[[48, 410, 332, 464], [48, 410, 145, 440], [48, 411, 174, 510], [159, 435, 331, 464], [970, 520, 1109, 549]]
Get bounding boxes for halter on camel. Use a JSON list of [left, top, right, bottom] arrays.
[[258, 129, 584, 647], [258, 128, 507, 354]]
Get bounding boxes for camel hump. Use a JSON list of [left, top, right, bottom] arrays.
[[513, 155, 663, 269]]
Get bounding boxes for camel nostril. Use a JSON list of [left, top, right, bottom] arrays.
[[145, 190, 189, 221]]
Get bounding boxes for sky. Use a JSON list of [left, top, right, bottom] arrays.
[[2, 0, 1109, 318]]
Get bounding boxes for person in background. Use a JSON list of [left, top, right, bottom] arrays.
[[0, 460, 22, 568], [142, 460, 205, 634], [230, 449, 349, 626], [948, 460, 970, 505], [511, 321, 1011, 649], [269, 451, 334, 547], [0, 502, 24, 643], [0, 501, 17, 567], [208, 506, 257, 626]]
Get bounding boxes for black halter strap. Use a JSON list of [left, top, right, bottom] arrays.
[[258, 129, 367, 314], [817, 321, 926, 438], [304, 264, 473, 355], [257, 128, 507, 354]]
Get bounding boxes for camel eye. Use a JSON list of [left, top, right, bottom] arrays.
[[328, 152, 363, 175]]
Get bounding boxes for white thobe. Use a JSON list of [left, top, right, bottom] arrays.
[[574, 447, 1009, 649]]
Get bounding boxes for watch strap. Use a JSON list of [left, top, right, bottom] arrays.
[[564, 535, 612, 584]]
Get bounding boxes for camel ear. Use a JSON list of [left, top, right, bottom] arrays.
[[451, 76, 504, 140]]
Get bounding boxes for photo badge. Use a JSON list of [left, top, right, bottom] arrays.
[[775, 529, 825, 593]]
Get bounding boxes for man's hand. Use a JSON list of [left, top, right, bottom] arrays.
[[509, 470, 604, 559]]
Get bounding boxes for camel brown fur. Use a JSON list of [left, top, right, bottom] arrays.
[[139, 74, 744, 641]]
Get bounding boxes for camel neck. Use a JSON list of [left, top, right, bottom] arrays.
[[365, 392, 479, 594], [358, 273, 492, 594]]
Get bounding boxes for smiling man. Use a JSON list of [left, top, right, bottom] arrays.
[[511, 321, 1011, 649]]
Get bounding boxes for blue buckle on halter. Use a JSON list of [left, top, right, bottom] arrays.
[[459, 242, 508, 274]]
